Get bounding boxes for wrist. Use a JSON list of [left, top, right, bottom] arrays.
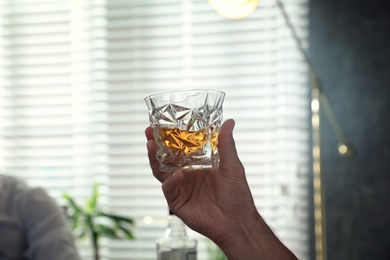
[[216, 210, 265, 259], [216, 211, 297, 260]]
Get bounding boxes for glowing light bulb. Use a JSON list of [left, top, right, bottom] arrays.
[[208, 0, 259, 20]]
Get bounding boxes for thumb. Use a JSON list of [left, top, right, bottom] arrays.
[[217, 119, 243, 172]]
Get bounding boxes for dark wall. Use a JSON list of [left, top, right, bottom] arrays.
[[309, 0, 390, 259]]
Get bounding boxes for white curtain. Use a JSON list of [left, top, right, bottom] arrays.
[[0, 0, 310, 259]]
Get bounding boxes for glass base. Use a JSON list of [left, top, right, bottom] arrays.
[[159, 163, 219, 172]]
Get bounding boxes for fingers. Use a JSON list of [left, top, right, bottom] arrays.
[[146, 118, 243, 184], [145, 126, 154, 141], [218, 119, 244, 172], [146, 140, 162, 178], [145, 126, 173, 183], [161, 170, 185, 213]]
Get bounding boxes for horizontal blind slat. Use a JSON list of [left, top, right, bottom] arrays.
[[0, 0, 310, 259]]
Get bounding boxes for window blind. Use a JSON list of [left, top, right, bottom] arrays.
[[0, 0, 310, 259]]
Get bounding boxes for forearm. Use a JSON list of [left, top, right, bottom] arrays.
[[217, 211, 298, 260]]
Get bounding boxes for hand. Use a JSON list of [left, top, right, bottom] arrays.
[[145, 119, 298, 260], [145, 119, 257, 242]]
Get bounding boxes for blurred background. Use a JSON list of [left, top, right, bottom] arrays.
[[0, 0, 389, 259], [310, 0, 390, 259]]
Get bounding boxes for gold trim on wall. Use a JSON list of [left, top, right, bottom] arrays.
[[311, 77, 327, 260]]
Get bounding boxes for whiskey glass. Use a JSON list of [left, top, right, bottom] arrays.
[[145, 90, 225, 172]]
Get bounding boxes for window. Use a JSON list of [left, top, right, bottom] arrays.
[[0, 0, 310, 259]]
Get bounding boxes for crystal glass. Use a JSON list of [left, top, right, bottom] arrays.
[[144, 90, 225, 172]]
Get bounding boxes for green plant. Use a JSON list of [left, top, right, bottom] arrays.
[[63, 183, 135, 260]]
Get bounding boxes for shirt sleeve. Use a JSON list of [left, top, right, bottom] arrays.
[[17, 186, 81, 260]]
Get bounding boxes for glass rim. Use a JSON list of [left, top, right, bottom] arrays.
[[144, 89, 225, 102]]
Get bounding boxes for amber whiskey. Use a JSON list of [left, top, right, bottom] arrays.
[[160, 127, 218, 154]]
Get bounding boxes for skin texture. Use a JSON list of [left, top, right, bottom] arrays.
[[145, 119, 298, 260]]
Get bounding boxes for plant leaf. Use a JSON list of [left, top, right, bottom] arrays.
[[96, 224, 120, 239], [98, 212, 134, 225], [69, 216, 81, 230], [86, 183, 99, 214], [63, 193, 83, 214], [118, 226, 135, 240]]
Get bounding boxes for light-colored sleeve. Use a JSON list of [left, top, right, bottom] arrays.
[[17, 187, 81, 260]]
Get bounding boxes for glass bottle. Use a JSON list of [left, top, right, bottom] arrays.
[[156, 211, 197, 260]]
